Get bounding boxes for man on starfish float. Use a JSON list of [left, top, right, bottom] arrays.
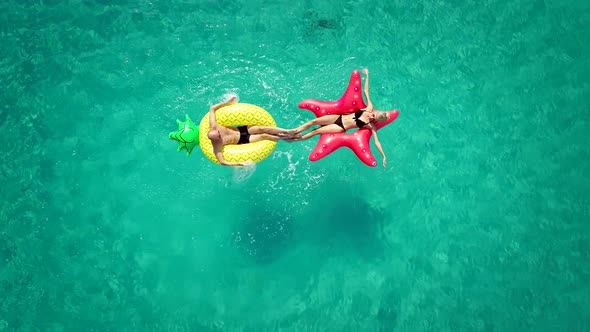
[[287, 68, 399, 168]]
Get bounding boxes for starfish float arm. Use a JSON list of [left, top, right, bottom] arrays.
[[299, 70, 367, 117]]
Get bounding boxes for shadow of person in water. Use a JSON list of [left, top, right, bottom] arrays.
[[231, 202, 295, 265], [303, 10, 339, 37]]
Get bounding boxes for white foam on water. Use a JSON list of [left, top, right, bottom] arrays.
[[269, 151, 300, 189], [221, 91, 239, 103], [232, 160, 256, 183]]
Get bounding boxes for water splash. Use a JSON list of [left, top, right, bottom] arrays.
[[232, 160, 256, 183], [220, 91, 239, 103]]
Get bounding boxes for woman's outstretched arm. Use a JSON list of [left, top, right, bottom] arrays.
[[362, 68, 373, 111], [370, 124, 386, 168]]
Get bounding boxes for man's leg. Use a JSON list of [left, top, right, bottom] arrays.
[[249, 133, 283, 143], [248, 126, 299, 137]]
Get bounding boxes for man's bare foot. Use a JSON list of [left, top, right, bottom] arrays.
[[286, 129, 300, 137]]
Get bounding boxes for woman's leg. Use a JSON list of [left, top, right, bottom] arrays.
[[249, 133, 283, 143], [293, 115, 341, 134], [292, 124, 344, 141]]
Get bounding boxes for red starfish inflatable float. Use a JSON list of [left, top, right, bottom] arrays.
[[298, 70, 399, 167]]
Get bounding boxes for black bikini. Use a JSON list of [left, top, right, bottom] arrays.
[[237, 126, 250, 144], [332, 109, 368, 130], [334, 115, 345, 130], [353, 110, 369, 128]]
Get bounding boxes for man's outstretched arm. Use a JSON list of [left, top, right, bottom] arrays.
[[209, 96, 238, 128]]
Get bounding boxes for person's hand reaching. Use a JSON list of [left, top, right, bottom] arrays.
[[240, 160, 255, 167]]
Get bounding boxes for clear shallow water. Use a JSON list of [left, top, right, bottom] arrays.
[[1, 0, 589, 331]]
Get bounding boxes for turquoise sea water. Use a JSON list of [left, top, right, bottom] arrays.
[[2, 0, 590, 331]]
